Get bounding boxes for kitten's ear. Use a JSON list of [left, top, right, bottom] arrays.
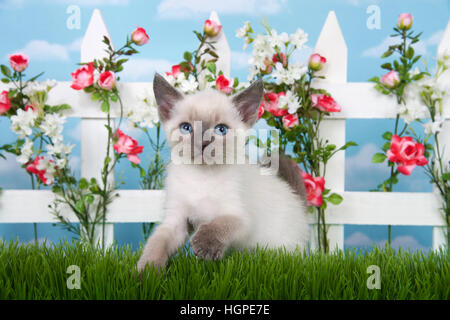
[[231, 79, 264, 126], [153, 73, 184, 122]]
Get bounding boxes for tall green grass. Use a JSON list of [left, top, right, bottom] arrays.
[[0, 240, 448, 299]]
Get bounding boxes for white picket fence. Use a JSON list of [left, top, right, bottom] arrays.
[[0, 9, 449, 250]]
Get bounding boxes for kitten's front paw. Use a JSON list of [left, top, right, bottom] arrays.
[[190, 225, 225, 260], [137, 253, 166, 275]]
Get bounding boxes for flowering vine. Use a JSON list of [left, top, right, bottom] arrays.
[[238, 21, 356, 253], [0, 53, 72, 243], [50, 27, 148, 246]]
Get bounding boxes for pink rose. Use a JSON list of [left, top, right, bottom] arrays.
[[9, 53, 29, 72], [131, 27, 149, 46], [203, 19, 222, 37], [260, 92, 289, 117], [261, 57, 273, 75], [397, 13, 413, 30], [257, 103, 265, 119], [282, 113, 298, 129], [272, 52, 287, 68], [381, 70, 400, 88], [166, 65, 181, 78], [311, 94, 341, 113], [98, 71, 116, 91], [301, 171, 325, 207], [215, 75, 233, 94], [386, 135, 428, 175], [308, 53, 326, 71], [0, 90, 11, 115], [70, 62, 94, 90], [26, 157, 54, 185], [113, 129, 144, 164]]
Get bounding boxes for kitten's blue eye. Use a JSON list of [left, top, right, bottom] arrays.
[[214, 124, 228, 136], [179, 122, 193, 134]]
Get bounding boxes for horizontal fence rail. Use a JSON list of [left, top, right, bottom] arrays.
[[0, 9, 449, 251]]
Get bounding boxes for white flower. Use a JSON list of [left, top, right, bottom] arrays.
[[128, 89, 160, 128], [290, 28, 308, 50], [249, 34, 275, 70], [423, 114, 444, 135], [269, 29, 289, 49], [40, 113, 66, 140], [278, 90, 300, 114], [17, 138, 34, 165], [56, 158, 68, 168], [10, 108, 38, 137], [272, 62, 307, 85], [46, 140, 74, 156], [236, 21, 250, 38], [178, 76, 199, 93]]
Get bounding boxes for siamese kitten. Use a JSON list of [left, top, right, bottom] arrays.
[[137, 73, 309, 272]]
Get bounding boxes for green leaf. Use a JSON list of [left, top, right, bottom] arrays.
[[91, 91, 101, 101], [0, 65, 11, 78], [101, 100, 110, 113], [381, 50, 393, 58], [442, 173, 450, 181], [406, 46, 414, 59], [28, 72, 44, 82], [381, 63, 392, 70], [79, 178, 89, 190], [1, 78, 10, 84], [372, 153, 387, 163], [206, 61, 216, 75], [183, 51, 193, 62], [327, 193, 343, 205], [382, 131, 393, 141]]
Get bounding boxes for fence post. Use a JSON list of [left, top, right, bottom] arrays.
[[80, 9, 114, 248], [433, 20, 450, 250], [311, 11, 347, 251]]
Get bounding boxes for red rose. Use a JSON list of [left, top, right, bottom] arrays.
[[9, 53, 29, 72], [301, 171, 325, 207], [260, 92, 288, 117], [386, 135, 428, 175], [113, 129, 144, 164], [70, 62, 94, 90], [166, 65, 181, 78], [98, 71, 116, 91], [311, 94, 341, 113], [272, 52, 287, 67], [282, 113, 298, 129], [215, 75, 233, 94], [0, 90, 11, 115], [131, 27, 149, 46]]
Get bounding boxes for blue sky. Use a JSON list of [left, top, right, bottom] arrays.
[[0, 0, 448, 250]]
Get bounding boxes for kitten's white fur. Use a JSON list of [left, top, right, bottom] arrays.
[[137, 76, 309, 271]]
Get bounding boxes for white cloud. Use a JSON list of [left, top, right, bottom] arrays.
[[120, 58, 173, 81], [379, 235, 427, 251], [345, 231, 428, 251], [157, 0, 285, 19], [231, 50, 251, 70], [345, 231, 375, 247], [362, 30, 444, 58], [47, 0, 129, 5], [14, 37, 82, 62], [1, 0, 129, 7], [345, 143, 389, 191]]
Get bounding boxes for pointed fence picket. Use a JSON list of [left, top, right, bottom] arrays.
[[0, 9, 449, 250]]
